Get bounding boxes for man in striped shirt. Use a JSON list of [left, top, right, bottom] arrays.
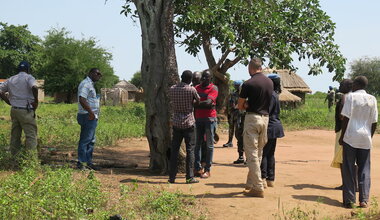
[[168, 70, 200, 184]]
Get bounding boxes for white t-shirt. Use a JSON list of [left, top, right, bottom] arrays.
[[341, 90, 378, 149]]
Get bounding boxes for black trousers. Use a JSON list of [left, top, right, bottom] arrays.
[[169, 126, 195, 180], [260, 138, 277, 181], [236, 113, 245, 157]]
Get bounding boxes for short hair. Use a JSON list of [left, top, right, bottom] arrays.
[[353, 76, 368, 89], [249, 58, 262, 70], [89, 68, 100, 74], [181, 70, 193, 82]]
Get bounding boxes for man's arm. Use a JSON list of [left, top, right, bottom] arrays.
[[0, 92, 10, 105], [339, 116, 349, 145], [238, 98, 247, 110], [79, 96, 95, 120], [31, 86, 39, 110], [371, 123, 377, 137]]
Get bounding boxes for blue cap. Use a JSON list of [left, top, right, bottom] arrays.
[[18, 61, 30, 71], [329, 86, 333, 90], [267, 73, 280, 79], [233, 80, 243, 86]]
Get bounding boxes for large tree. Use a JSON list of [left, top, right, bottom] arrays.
[[0, 23, 43, 78], [349, 57, 380, 96], [175, 0, 346, 111], [122, 0, 179, 173], [40, 28, 118, 102]]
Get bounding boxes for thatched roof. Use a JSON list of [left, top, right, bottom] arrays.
[[279, 88, 302, 102], [263, 68, 312, 93], [113, 80, 139, 92]]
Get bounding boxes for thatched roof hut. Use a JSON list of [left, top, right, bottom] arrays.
[[263, 68, 311, 103], [113, 80, 139, 92]]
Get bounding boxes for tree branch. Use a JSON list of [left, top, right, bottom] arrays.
[[201, 32, 217, 68], [220, 56, 241, 74]]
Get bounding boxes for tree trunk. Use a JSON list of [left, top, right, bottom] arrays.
[[212, 73, 229, 114], [133, 0, 179, 173]]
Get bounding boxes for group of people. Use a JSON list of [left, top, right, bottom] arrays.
[[0, 61, 102, 171], [168, 58, 284, 198], [331, 76, 378, 208], [1, 60, 377, 207]]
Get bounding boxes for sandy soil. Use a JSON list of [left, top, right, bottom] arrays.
[[91, 130, 380, 219]]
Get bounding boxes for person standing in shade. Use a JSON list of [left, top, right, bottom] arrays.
[[260, 74, 284, 188], [194, 70, 218, 178], [168, 70, 200, 184], [77, 68, 102, 170], [0, 61, 39, 167], [238, 58, 273, 198], [223, 80, 242, 148], [339, 76, 377, 209], [331, 79, 353, 190]]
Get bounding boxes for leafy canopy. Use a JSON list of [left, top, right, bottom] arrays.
[[40, 28, 118, 95], [129, 71, 142, 88], [0, 23, 43, 78], [349, 57, 380, 96], [174, 0, 346, 80]]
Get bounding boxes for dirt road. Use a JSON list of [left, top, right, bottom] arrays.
[[95, 130, 380, 219]]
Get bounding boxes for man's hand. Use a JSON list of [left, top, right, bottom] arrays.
[[88, 112, 95, 120], [338, 136, 344, 146], [31, 101, 38, 110]]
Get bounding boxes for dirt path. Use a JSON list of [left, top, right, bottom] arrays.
[[93, 130, 380, 219]]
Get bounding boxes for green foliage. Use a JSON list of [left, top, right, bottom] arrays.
[[129, 71, 142, 88], [0, 22, 43, 78], [281, 94, 335, 130], [0, 101, 145, 152], [0, 166, 107, 219], [349, 57, 380, 96], [174, 0, 346, 80], [40, 28, 118, 99]]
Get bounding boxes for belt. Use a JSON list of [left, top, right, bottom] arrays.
[[246, 112, 268, 116], [12, 106, 34, 110]]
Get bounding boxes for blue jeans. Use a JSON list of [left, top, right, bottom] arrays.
[[342, 142, 371, 205], [77, 113, 98, 165], [194, 121, 216, 172]]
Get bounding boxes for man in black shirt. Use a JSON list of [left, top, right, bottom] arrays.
[[238, 58, 273, 197]]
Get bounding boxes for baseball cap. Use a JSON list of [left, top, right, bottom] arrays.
[[18, 61, 30, 71]]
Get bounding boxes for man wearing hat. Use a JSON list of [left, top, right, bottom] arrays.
[[0, 61, 39, 166], [325, 86, 335, 111]]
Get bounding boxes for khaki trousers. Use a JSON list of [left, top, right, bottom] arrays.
[[10, 108, 38, 160], [243, 113, 269, 191]]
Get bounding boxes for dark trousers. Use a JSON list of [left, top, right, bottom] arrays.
[[260, 138, 277, 180], [169, 126, 195, 180], [227, 111, 239, 143], [77, 113, 98, 166], [342, 142, 371, 205], [236, 113, 245, 157]]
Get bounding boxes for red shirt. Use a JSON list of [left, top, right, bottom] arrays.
[[195, 83, 218, 121]]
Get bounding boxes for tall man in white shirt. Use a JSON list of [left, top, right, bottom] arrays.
[[339, 76, 378, 208]]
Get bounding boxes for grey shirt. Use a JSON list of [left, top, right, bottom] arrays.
[[0, 72, 37, 108]]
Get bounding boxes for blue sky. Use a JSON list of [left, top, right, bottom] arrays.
[[1, 0, 379, 92]]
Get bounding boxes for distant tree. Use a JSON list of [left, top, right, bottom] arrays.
[[0, 22, 43, 78], [40, 28, 119, 102], [349, 57, 380, 96], [175, 0, 346, 111], [129, 71, 142, 88]]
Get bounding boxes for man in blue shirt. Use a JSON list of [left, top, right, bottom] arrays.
[[77, 68, 102, 170]]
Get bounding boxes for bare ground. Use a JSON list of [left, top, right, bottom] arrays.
[[87, 130, 380, 219]]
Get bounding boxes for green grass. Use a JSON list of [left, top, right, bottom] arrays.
[[0, 101, 145, 150]]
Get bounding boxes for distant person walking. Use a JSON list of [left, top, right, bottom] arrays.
[[238, 58, 273, 197], [168, 70, 200, 184], [194, 70, 218, 179], [0, 61, 39, 167], [260, 74, 284, 188], [330, 79, 353, 190], [77, 68, 102, 170], [339, 76, 377, 208], [325, 86, 335, 111]]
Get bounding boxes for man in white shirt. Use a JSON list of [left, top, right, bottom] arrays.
[[339, 76, 378, 208]]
